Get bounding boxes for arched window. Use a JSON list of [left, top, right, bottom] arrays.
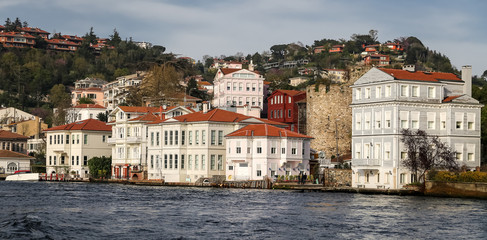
[[7, 162, 18, 172]]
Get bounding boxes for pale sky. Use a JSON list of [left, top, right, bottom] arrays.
[[1, 0, 486, 75]]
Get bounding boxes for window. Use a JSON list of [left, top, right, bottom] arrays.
[[201, 155, 206, 170], [156, 132, 160, 146], [181, 131, 185, 145], [236, 147, 241, 154], [401, 120, 408, 129], [53, 156, 57, 165], [365, 88, 371, 99], [150, 155, 154, 169], [376, 86, 382, 98], [428, 121, 435, 129], [189, 131, 193, 145], [401, 152, 407, 160], [175, 155, 178, 169], [468, 153, 474, 161], [411, 120, 419, 129], [385, 85, 391, 97], [456, 152, 463, 161], [257, 170, 262, 177], [411, 86, 419, 97], [227, 83, 231, 90], [257, 147, 262, 154], [102, 135, 105, 142], [252, 83, 256, 91], [288, 109, 291, 118], [169, 155, 173, 169], [195, 130, 199, 145], [211, 130, 216, 145], [229, 165, 234, 171], [181, 154, 185, 169], [400, 85, 408, 97], [84, 134, 87, 144], [84, 156, 87, 166], [188, 155, 192, 170], [356, 88, 362, 100], [375, 119, 381, 129], [441, 121, 446, 129], [211, 155, 216, 170], [175, 131, 179, 145], [194, 155, 198, 171], [218, 131, 223, 145], [49, 135, 52, 145], [271, 147, 276, 154], [217, 155, 223, 170], [456, 121, 462, 129], [281, 148, 286, 154], [239, 83, 243, 91], [164, 131, 168, 145], [151, 132, 154, 146], [66, 135, 69, 144], [291, 148, 297, 155], [7, 162, 17, 172], [61, 156, 65, 165], [385, 151, 391, 159], [202, 130, 206, 145], [386, 120, 391, 128], [233, 83, 237, 91], [427, 87, 436, 98], [246, 83, 250, 91], [400, 173, 406, 184], [468, 122, 474, 130]]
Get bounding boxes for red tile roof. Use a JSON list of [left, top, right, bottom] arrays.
[[44, 119, 111, 132], [274, 89, 306, 97], [221, 68, 241, 75], [129, 112, 160, 122], [0, 150, 34, 159], [226, 124, 313, 138], [19, 27, 50, 34], [0, 32, 35, 38], [119, 106, 160, 113], [379, 68, 462, 82], [149, 108, 287, 126], [73, 104, 105, 109], [47, 38, 79, 46], [442, 95, 462, 103], [0, 130, 29, 140]]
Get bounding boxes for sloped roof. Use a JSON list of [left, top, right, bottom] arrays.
[[0, 32, 35, 38], [118, 106, 160, 113], [226, 124, 313, 138], [44, 119, 111, 132], [273, 89, 306, 97], [442, 95, 462, 103], [47, 38, 79, 46], [220, 68, 259, 75], [0, 130, 29, 140], [129, 112, 160, 122], [379, 68, 462, 82], [149, 108, 287, 126], [73, 104, 105, 109], [0, 150, 34, 159]]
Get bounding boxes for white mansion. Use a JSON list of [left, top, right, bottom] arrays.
[[351, 66, 482, 189]]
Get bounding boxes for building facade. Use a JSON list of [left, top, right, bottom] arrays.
[[225, 124, 312, 181], [212, 68, 266, 116], [108, 106, 194, 180], [44, 119, 112, 178], [351, 66, 482, 189], [0, 130, 29, 154], [103, 72, 146, 110], [267, 90, 306, 132], [66, 104, 107, 124]]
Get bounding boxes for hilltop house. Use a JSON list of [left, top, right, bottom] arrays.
[[213, 68, 266, 117]]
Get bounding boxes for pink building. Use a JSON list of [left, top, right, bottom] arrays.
[[71, 87, 105, 106], [212, 68, 266, 117]]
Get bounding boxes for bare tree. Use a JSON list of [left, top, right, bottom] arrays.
[[400, 129, 459, 183]]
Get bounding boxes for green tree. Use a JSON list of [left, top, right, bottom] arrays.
[[49, 84, 71, 126], [109, 28, 122, 47], [400, 129, 459, 185], [77, 97, 95, 104], [88, 156, 112, 179], [96, 112, 108, 122]]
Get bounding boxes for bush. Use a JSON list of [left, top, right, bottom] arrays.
[[431, 171, 487, 183]]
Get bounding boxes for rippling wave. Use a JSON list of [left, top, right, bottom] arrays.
[[0, 181, 486, 239]]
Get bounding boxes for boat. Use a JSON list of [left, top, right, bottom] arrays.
[[5, 170, 40, 181]]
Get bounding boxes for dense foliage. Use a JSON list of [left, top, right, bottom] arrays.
[[88, 156, 112, 179], [428, 170, 487, 183]]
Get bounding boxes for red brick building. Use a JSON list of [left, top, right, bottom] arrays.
[[267, 90, 306, 132]]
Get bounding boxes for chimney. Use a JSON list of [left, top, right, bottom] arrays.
[[202, 101, 208, 113], [462, 65, 472, 96], [249, 60, 254, 72]]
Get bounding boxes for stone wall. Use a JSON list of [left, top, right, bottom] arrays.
[[425, 181, 487, 199], [306, 66, 371, 157], [323, 169, 352, 187]]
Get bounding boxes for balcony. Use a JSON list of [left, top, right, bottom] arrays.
[[126, 136, 143, 144], [106, 138, 117, 144], [352, 158, 381, 166]]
